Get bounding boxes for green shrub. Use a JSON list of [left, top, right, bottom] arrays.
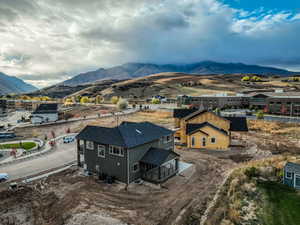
[[245, 167, 260, 179], [151, 98, 160, 104]]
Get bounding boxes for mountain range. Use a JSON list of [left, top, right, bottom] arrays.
[[62, 61, 296, 86], [0, 72, 37, 95]]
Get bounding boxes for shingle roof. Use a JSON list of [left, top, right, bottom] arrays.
[[173, 108, 198, 118], [76, 121, 173, 148], [285, 162, 300, 174], [32, 103, 58, 114], [186, 122, 228, 136], [224, 117, 248, 132], [186, 124, 209, 136], [140, 147, 180, 166]]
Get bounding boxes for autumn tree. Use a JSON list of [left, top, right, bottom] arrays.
[[111, 96, 119, 104]]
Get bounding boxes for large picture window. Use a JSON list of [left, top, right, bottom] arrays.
[[98, 145, 105, 158], [109, 145, 124, 157], [86, 141, 94, 150]]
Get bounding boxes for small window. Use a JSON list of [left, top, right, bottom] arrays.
[[133, 163, 139, 172], [86, 141, 94, 150], [98, 145, 105, 158], [286, 171, 292, 179], [211, 137, 216, 143], [109, 145, 124, 157], [191, 137, 195, 146], [164, 135, 172, 143]]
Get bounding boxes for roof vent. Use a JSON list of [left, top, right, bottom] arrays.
[[136, 129, 142, 135]]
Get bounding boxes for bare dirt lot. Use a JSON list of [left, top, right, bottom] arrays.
[[0, 149, 236, 225]]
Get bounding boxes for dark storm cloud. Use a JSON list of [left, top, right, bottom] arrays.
[[0, 0, 300, 88]]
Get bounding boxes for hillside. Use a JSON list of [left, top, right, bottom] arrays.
[[0, 72, 37, 95], [59, 72, 300, 100], [62, 61, 295, 86]]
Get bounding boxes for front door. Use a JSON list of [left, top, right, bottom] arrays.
[[202, 137, 206, 147]]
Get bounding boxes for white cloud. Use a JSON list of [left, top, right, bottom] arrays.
[[0, 0, 299, 88]]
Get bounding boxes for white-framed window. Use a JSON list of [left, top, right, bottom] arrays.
[[295, 175, 300, 187], [286, 171, 293, 179], [86, 141, 94, 150], [211, 137, 216, 144], [191, 136, 195, 146], [164, 135, 172, 143], [98, 145, 105, 158], [132, 163, 139, 172], [109, 145, 124, 157], [79, 140, 84, 146]]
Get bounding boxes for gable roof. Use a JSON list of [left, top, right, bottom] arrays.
[[186, 122, 228, 136], [285, 162, 300, 174], [183, 110, 229, 123], [32, 103, 58, 114], [186, 124, 209, 136], [224, 117, 248, 132], [173, 108, 198, 119], [76, 121, 173, 148], [140, 147, 180, 166]]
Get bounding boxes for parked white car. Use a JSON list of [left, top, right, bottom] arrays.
[[0, 173, 9, 182], [63, 136, 75, 144]]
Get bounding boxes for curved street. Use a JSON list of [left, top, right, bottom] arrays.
[[0, 138, 76, 181]]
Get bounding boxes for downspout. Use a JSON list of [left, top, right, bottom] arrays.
[[126, 148, 130, 190]]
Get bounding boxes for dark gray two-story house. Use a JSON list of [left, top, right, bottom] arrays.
[[76, 121, 180, 184]]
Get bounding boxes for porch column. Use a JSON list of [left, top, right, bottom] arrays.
[[158, 166, 161, 181], [77, 139, 81, 167]]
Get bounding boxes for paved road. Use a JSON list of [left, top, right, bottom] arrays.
[[0, 138, 76, 181]]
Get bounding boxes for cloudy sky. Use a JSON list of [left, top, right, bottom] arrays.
[[0, 0, 300, 87]]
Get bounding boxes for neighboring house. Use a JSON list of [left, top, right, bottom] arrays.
[[173, 109, 248, 150], [76, 121, 180, 184], [31, 103, 58, 124], [283, 162, 300, 189]]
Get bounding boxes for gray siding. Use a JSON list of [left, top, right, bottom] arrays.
[[81, 139, 128, 183], [128, 134, 174, 183], [79, 134, 174, 184], [283, 168, 300, 190]]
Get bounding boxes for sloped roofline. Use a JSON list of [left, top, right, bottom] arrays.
[[188, 122, 228, 136], [183, 110, 230, 123]]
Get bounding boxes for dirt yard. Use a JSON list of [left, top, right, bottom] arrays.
[[0, 149, 237, 225]]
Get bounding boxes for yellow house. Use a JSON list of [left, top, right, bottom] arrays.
[[173, 109, 248, 150]]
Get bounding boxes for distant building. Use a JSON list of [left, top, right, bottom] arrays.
[[76, 121, 180, 184], [177, 92, 300, 116], [177, 94, 249, 109], [283, 162, 300, 189], [31, 103, 58, 124]]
